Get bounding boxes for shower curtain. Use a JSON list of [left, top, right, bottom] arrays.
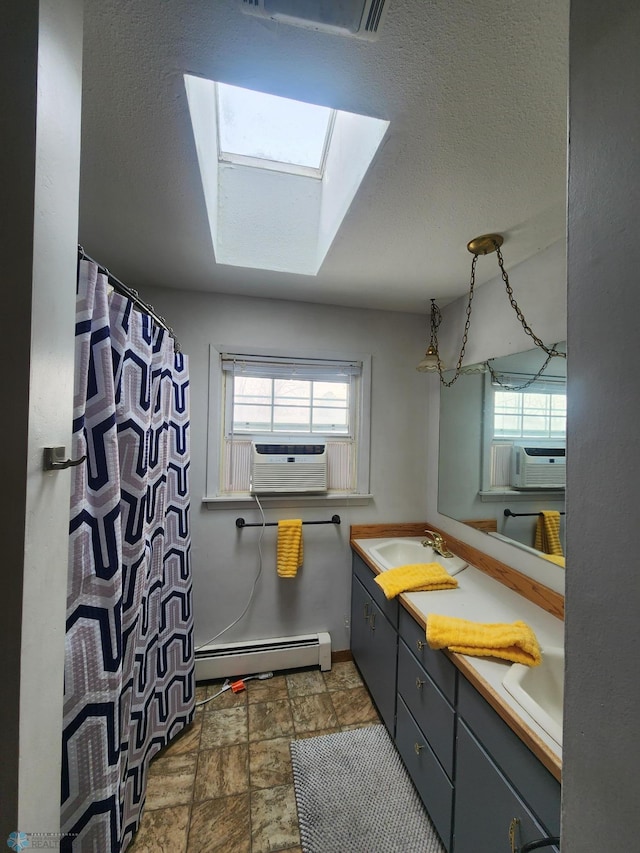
[[61, 260, 194, 852]]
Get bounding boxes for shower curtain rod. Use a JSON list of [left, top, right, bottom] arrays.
[[77, 246, 181, 352]]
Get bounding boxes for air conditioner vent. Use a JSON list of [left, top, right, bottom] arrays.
[[250, 442, 328, 494], [240, 0, 390, 41], [364, 0, 386, 33], [511, 446, 566, 490]]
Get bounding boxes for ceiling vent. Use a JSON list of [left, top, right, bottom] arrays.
[[240, 0, 389, 41]]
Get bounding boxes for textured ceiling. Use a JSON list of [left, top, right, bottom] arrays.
[[80, 0, 569, 313]]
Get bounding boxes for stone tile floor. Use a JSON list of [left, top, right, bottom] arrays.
[[128, 660, 381, 852]]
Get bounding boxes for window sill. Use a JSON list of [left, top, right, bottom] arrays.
[[202, 493, 374, 510]]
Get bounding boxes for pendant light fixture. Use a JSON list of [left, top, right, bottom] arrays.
[[417, 234, 566, 386]]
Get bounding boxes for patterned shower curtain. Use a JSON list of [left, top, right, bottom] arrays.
[[61, 260, 194, 852]]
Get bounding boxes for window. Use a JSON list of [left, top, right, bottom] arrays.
[[216, 82, 335, 177], [493, 387, 567, 440], [206, 347, 371, 498], [484, 374, 567, 490]]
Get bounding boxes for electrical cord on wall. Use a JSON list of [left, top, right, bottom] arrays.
[[194, 493, 266, 652]]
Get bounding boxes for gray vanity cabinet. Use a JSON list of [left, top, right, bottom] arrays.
[[454, 678, 560, 852], [350, 554, 398, 733], [350, 550, 561, 853]]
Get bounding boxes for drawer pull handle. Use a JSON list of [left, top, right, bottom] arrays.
[[363, 602, 369, 620], [415, 677, 425, 689], [416, 640, 425, 651], [369, 613, 376, 630], [414, 742, 424, 755], [509, 817, 520, 853]]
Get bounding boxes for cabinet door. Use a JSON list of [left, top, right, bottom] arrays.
[[352, 553, 398, 626], [458, 678, 560, 837], [350, 573, 397, 733], [454, 721, 557, 853]]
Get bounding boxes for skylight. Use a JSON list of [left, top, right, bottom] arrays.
[[216, 83, 335, 176], [184, 74, 390, 275]]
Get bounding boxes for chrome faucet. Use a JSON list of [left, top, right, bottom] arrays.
[[422, 530, 454, 558]]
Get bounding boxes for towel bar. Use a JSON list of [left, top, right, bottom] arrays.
[[504, 509, 565, 518], [236, 515, 341, 529]]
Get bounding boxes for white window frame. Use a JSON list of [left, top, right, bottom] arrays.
[[206, 344, 372, 501], [481, 371, 567, 491]]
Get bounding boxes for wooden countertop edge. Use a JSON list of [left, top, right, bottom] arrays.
[[351, 528, 563, 782], [350, 522, 564, 621]]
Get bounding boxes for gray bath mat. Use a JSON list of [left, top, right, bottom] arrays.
[[290, 724, 445, 853]]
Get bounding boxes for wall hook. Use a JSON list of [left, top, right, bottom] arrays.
[[43, 446, 87, 471]]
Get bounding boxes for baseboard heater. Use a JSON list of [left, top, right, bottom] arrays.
[[195, 632, 332, 681]]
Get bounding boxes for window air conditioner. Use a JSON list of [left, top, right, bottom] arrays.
[[239, 0, 389, 41], [250, 443, 328, 494], [511, 447, 566, 490]]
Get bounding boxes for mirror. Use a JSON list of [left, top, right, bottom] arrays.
[[437, 343, 567, 566]]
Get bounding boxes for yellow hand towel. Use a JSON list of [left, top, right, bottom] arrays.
[[534, 510, 564, 557], [374, 563, 458, 599], [277, 519, 303, 578], [542, 554, 565, 568], [426, 613, 542, 667]]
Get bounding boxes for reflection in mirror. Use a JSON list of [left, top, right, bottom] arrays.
[[438, 343, 567, 568]]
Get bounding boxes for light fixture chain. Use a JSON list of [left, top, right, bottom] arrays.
[[423, 235, 565, 385], [486, 349, 556, 390], [437, 253, 478, 386], [495, 245, 566, 359]]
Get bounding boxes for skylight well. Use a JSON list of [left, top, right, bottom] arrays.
[[184, 75, 389, 275]]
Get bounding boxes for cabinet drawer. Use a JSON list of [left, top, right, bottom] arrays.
[[458, 677, 561, 837], [397, 640, 455, 777], [352, 552, 399, 628], [395, 697, 453, 852], [399, 607, 457, 704], [454, 721, 558, 853]]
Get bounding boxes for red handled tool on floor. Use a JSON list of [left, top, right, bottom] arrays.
[[195, 671, 273, 707]]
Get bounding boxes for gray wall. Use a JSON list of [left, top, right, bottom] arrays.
[[1, 0, 82, 836], [141, 286, 427, 651], [563, 2, 640, 848]]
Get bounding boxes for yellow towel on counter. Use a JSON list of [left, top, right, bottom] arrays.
[[542, 554, 565, 568], [426, 613, 542, 667], [534, 510, 564, 557], [374, 563, 458, 599], [277, 519, 303, 578]]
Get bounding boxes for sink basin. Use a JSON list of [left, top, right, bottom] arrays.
[[502, 646, 564, 746], [367, 538, 468, 576]]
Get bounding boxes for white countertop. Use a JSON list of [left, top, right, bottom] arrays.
[[354, 537, 564, 763]]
